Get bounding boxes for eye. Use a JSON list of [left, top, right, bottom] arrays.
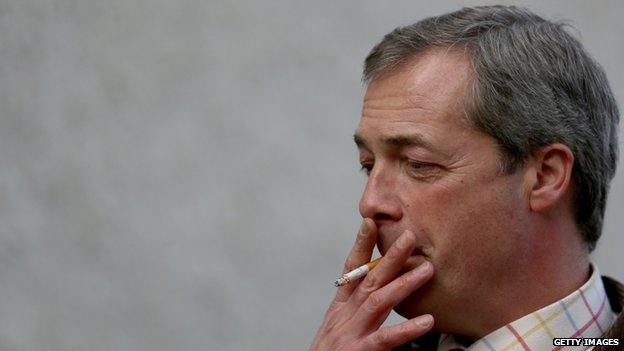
[[407, 160, 434, 170], [359, 162, 373, 176], [405, 160, 440, 177]]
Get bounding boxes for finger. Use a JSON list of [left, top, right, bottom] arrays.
[[349, 229, 416, 308], [342, 218, 378, 274], [334, 218, 378, 302], [354, 261, 433, 329], [359, 314, 434, 351]]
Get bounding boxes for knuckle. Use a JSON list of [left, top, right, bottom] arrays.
[[316, 335, 341, 351], [386, 245, 404, 260], [396, 322, 411, 339], [373, 329, 392, 347], [343, 259, 355, 272], [321, 328, 356, 351], [397, 273, 412, 290], [321, 314, 344, 338], [356, 230, 368, 245], [360, 273, 379, 292], [326, 301, 343, 315], [323, 317, 339, 334], [364, 292, 385, 313]]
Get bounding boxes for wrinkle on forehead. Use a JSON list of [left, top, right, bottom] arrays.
[[361, 107, 437, 120], [362, 48, 473, 119], [363, 92, 428, 105], [362, 95, 437, 116]]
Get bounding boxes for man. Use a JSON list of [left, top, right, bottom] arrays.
[[310, 5, 622, 351]]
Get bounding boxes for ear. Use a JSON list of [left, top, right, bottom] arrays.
[[526, 144, 575, 212]]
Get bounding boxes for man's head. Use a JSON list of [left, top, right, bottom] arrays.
[[362, 5, 619, 251], [354, 5, 619, 336]]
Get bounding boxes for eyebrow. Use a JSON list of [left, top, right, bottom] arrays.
[[353, 133, 437, 153]]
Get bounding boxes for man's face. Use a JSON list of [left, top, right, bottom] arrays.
[[355, 49, 531, 326]]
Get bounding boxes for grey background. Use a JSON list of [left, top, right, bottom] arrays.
[[0, 0, 622, 350]]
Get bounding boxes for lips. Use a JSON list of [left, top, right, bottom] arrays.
[[375, 233, 429, 274], [411, 247, 425, 257], [404, 253, 428, 271], [376, 233, 426, 257]]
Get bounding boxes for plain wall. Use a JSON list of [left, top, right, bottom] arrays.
[[0, 1, 622, 350]]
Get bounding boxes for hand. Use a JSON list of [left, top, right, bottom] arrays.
[[310, 218, 434, 351]]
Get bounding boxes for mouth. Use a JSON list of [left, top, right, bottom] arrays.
[[403, 248, 428, 271], [404, 252, 428, 270], [376, 231, 430, 271], [378, 243, 429, 273], [377, 239, 426, 257]]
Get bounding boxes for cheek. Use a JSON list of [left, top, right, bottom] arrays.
[[406, 174, 526, 278]]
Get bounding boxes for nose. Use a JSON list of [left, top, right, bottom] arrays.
[[358, 163, 402, 223]]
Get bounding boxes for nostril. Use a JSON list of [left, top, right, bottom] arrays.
[[373, 213, 394, 222]]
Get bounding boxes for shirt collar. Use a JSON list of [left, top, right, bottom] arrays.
[[437, 264, 616, 351]]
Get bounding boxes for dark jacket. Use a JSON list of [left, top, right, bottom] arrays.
[[595, 276, 624, 351], [396, 276, 624, 351]]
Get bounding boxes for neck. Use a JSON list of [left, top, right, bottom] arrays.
[[446, 222, 590, 341]]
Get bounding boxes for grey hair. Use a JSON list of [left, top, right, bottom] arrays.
[[363, 5, 619, 251]]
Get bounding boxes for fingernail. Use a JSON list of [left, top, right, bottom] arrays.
[[416, 314, 434, 328], [413, 261, 432, 276], [397, 230, 411, 248], [360, 219, 369, 236]]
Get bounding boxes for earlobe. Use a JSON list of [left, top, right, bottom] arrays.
[[528, 144, 574, 212]]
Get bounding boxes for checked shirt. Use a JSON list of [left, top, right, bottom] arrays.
[[436, 264, 617, 351]]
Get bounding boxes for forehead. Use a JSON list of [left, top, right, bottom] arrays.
[[358, 48, 473, 142], [364, 48, 472, 111]]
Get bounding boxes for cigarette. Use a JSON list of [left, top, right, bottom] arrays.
[[334, 257, 382, 287]]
